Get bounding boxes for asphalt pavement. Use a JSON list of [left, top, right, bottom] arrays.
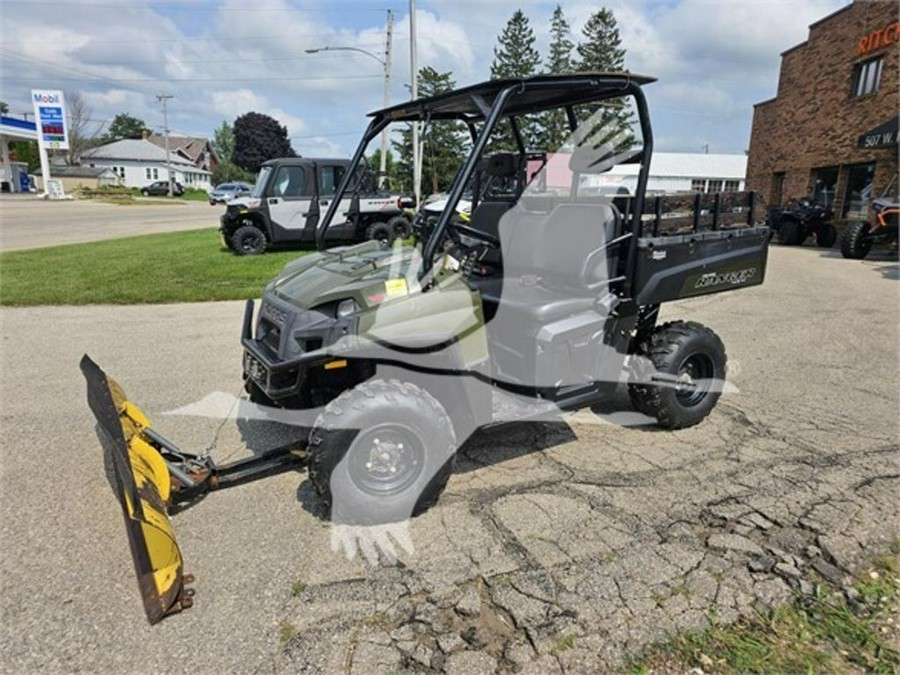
[[0, 197, 223, 251], [0, 245, 897, 673]]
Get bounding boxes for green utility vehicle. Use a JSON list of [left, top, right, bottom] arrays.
[[82, 73, 770, 623]]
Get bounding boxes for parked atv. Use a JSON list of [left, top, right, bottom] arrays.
[[768, 198, 837, 247], [841, 197, 899, 259], [81, 72, 770, 624]]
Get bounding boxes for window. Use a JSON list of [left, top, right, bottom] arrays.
[[853, 57, 883, 98], [811, 166, 839, 208], [145, 167, 152, 180], [319, 165, 346, 196], [706, 180, 723, 193], [691, 179, 706, 192], [272, 165, 306, 198], [723, 180, 740, 193], [842, 163, 875, 218]]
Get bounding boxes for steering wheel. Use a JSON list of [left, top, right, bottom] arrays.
[[447, 221, 501, 249]]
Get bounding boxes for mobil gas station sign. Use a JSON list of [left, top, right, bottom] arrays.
[[31, 89, 69, 150]]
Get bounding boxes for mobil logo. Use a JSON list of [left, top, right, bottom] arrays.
[[32, 92, 60, 104]]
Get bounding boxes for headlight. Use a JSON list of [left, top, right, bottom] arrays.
[[247, 198, 261, 209], [336, 298, 360, 318]]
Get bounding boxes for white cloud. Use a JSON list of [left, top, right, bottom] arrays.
[[210, 89, 307, 136]]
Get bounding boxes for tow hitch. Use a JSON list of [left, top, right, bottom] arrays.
[[80, 355, 307, 623]]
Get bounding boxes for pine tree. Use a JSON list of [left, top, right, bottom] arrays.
[[489, 10, 541, 151], [577, 8, 625, 73], [575, 8, 635, 157], [540, 5, 576, 150], [392, 67, 467, 197]]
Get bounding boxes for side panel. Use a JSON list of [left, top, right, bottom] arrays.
[[633, 226, 770, 306]]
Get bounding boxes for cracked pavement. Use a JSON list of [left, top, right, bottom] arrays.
[[1, 245, 897, 672]]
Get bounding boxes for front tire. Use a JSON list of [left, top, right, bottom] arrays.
[[629, 321, 727, 430], [308, 380, 456, 524], [231, 224, 267, 255], [141, 189, 150, 197], [816, 223, 837, 248], [777, 219, 804, 245], [841, 221, 872, 259]]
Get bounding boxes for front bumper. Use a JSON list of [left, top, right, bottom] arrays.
[[240, 299, 350, 399]]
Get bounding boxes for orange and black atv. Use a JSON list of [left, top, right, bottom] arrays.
[[841, 197, 899, 259]]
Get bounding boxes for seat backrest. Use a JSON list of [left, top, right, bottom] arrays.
[[468, 200, 514, 267], [499, 202, 619, 291]]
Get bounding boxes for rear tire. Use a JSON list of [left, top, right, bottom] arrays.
[[841, 221, 872, 259], [630, 321, 727, 430], [387, 215, 411, 240], [365, 221, 392, 245], [777, 219, 803, 245], [308, 380, 456, 524], [816, 223, 837, 248], [231, 224, 267, 255]]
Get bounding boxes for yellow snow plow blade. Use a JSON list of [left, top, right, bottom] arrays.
[[80, 355, 193, 624]]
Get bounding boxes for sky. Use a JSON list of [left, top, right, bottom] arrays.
[[0, 0, 850, 159]]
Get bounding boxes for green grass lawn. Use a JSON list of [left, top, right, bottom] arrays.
[[0, 228, 310, 305]]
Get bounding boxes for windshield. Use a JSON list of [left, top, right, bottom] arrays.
[[251, 167, 271, 198]]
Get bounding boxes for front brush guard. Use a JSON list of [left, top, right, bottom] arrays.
[[80, 355, 306, 624]]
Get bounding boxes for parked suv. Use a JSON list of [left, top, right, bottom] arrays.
[[209, 181, 253, 205], [141, 180, 184, 197]]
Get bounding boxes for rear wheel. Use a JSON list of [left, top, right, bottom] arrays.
[[231, 224, 267, 255], [629, 321, 727, 430], [387, 215, 411, 240], [308, 380, 456, 524], [365, 221, 392, 245], [777, 219, 804, 245], [816, 223, 837, 248], [841, 221, 872, 259]]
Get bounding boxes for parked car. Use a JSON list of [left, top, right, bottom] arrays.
[[209, 181, 253, 205], [141, 180, 184, 197]]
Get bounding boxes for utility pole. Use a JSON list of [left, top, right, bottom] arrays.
[[380, 10, 393, 189], [156, 94, 173, 196], [410, 0, 420, 206]]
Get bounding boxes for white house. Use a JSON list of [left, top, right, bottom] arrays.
[[82, 139, 212, 191], [583, 153, 748, 195]]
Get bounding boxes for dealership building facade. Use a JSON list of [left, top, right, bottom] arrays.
[[747, 1, 898, 222]]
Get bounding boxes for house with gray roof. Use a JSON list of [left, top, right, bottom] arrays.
[[82, 138, 212, 191], [146, 134, 217, 173]]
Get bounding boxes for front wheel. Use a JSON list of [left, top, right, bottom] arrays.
[[777, 219, 804, 245], [308, 380, 456, 524], [628, 321, 727, 430], [816, 223, 837, 248], [141, 189, 150, 197], [231, 224, 267, 255], [841, 221, 872, 259]]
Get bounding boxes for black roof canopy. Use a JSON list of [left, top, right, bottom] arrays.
[[369, 72, 656, 123]]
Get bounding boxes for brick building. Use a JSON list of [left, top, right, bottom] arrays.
[[747, 1, 898, 222]]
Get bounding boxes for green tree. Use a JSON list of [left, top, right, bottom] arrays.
[[489, 10, 542, 150], [539, 5, 577, 150], [0, 101, 9, 114], [105, 113, 147, 142], [392, 67, 467, 197], [575, 8, 634, 147], [209, 120, 254, 185], [233, 111, 295, 174]]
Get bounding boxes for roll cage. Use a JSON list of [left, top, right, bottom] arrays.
[[315, 72, 656, 299]]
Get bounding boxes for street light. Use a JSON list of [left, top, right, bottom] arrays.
[[306, 13, 393, 187]]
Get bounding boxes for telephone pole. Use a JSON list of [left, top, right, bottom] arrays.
[[380, 9, 393, 188], [156, 94, 174, 196]]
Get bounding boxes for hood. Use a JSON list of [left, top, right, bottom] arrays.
[[270, 241, 423, 310]]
